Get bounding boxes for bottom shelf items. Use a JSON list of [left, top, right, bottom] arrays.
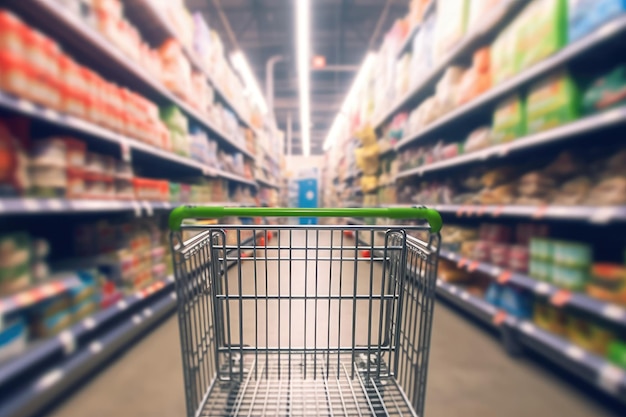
[[435, 279, 626, 402]]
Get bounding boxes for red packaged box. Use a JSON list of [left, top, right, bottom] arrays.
[[509, 245, 530, 273], [490, 243, 510, 267]]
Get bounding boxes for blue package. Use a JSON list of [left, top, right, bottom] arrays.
[[569, 0, 626, 42], [484, 283, 502, 308], [499, 286, 532, 319]]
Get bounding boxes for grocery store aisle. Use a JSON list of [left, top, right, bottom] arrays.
[[45, 229, 617, 417], [47, 304, 619, 417]]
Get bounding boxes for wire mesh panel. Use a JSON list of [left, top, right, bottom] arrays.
[[170, 224, 440, 417]]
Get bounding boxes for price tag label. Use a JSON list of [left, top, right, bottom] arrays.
[[131, 201, 142, 217], [532, 205, 549, 219], [89, 341, 103, 354], [466, 206, 475, 217], [456, 206, 466, 217], [519, 321, 535, 334], [58, 330, 76, 355], [499, 142, 512, 157], [83, 317, 97, 330], [598, 364, 625, 394], [48, 199, 64, 211], [565, 345, 585, 361], [550, 290, 571, 307], [23, 199, 39, 212], [468, 260, 480, 272], [492, 310, 507, 326], [497, 270, 512, 284], [602, 304, 626, 321], [120, 141, 131, 162], [143, 201, 154, 217], [476, 205, 487, 216], [43, 108, 58, 120], [132, 315, 143, 325], [534, 282, 551, 295], [457, 258, 468, 268]]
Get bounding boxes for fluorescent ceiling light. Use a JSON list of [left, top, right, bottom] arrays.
[[323, 52, 377, 151], [296, 0, 311, 157], [230, 51, 268, 114]]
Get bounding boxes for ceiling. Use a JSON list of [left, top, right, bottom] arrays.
[[185, 0, 410, 155]]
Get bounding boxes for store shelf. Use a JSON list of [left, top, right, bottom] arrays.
[[0, 276, 175, 394], [396, 1, 435, 58], [440, 250, 626, 328], [514, 321, 626, 400], [372, 0, 525, 129], [435, 279, 499, 326], [127, 0, 254, 131], [0, 91, 257, 187], [434, 280, 626, 402], [396, 107, 626, 180], [433, 204, 626, 224], [256, 178, 280, 189], [0, 287, 177, 417], [11, 0, 253, 159], [395, 15, 626, 150], [0, 275, 83, 319]]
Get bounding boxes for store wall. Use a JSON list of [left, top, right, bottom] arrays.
[[286, 155, 324, 179]]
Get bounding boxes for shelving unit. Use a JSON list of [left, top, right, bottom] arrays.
[[322, 0, 626, 406], [0, 1, 285, 416], [396, 106, 626, 179]]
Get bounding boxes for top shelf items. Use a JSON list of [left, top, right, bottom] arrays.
[[9, 0, 257, 159]]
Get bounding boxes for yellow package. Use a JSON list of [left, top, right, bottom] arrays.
[[355, 144, 380, 176], [360, 175, 378, 193]]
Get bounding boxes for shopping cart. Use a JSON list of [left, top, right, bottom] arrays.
[[169, 207, 442, 417]]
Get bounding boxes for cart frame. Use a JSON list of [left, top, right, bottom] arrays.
[[169, 207, 442, 417]]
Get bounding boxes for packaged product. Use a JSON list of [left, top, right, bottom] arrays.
[[567, 317, 615, 355], [479, 183, 516, 205], [438, 259, 469, 282], [463, 126, 492, 153], [467, 0, 505, 31], [569, 0, 626, 42], [489, 244, 510, 267], [456, 67, 491, 106], [533, 301, 569, 335], [582, 65, 626, 114], [492, 94, 526, 143], [434, 0, 468, 61], [530, 259, 552, 281], [0, 316, 28, 362], [526, 71, 579, 134], [587, 176, 626, 205], [500, 286, 532, 318], [552, 240, 592, 268], [508, 245, 530, 273], [158, 39, 192, 99], [435, 66, 465, 114], [608, 340, 626, 369], [490, 20, 519, 84], [552, 176, 592, 205], [515, 0, 567, 71], [408, 0, 431, 28], [360, 175, 378, 193], [485, 283, 502, 307], [587, 263, 626, 304], [530, 238, 553, 261], [517, 171, 556, 200], [410, 13, 435, 85], [551, 264, 589, 291]]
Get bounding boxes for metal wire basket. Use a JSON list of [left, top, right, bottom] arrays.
[[169, 207, 442, 416]]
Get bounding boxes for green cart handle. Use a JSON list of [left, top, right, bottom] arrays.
[[169, 206, 442, 233]]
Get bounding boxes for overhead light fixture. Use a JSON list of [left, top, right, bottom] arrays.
[[296, 0, 311, 157], [323, 52, 377, 151], [230, 51, 268, 114]]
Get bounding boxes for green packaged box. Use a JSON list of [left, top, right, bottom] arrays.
[[582, 65, 626, 115], [551, 264, 589, 291], [526, 70, 580, 134], [552, 240, 592, 268], [530, 259, 552, 282], [492, 94, 526, 143], [516, 0, 567, 71], [530, 238, 553, 261], [608, 340, 626, 369], [491, 19, 520, 84], [159, 105, 189, 134]]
